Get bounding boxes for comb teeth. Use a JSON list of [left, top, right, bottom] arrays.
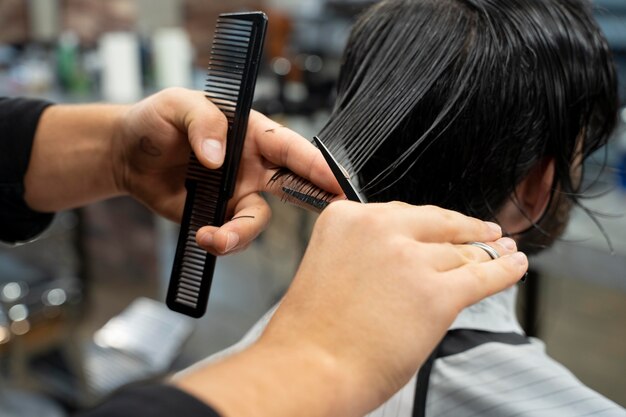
[[205, 18, 255, 119], [173, 156, 222, 309], [167, 12, 267, 318], [282, 186, 330, 211]]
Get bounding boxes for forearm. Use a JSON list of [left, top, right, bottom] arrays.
[[174, 341, 362, 417], [24, 104, 128, 211]]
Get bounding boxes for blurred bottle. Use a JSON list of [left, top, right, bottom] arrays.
[[99, 32, 142, 103], [56, 31, 89, 94], [152, 28, 193, 89]]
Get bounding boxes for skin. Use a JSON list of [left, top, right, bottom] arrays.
[[24, 87, 342, 255], [497, 144, 583, 255], [20, 87, 529, 416], [174, 202, 528, 417]]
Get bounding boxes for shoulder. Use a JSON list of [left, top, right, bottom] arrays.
[[427, 332, 625, 417]]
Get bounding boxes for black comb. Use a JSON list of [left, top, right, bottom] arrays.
[[166, 12, 267, 318]]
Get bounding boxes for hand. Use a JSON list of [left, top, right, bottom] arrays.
[[114, 88, 341, 255], [174, 202, 528, 417]]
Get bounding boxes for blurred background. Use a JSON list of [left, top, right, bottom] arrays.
[[0, 0, 624, 415]]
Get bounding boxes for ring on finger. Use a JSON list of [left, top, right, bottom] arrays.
[[466, 241, 500, 260]]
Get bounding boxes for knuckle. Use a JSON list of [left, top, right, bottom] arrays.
[[168, 86, 186, 95], [500, 257, 519, 276], [390, 237, 414, 259], [415, 204, 437, 219], [439, 241, 454, 252], [390, 200, 411, 209], [466, 262, 487, 282], [440, 242, 465, 265], [160, 87, 184, 103], [318, 200, 347, 227], [348, 202, 379, 228], [498, 237, 517, 253], [438, 218, 457, 240], [460, 245, 481, 262], [323, 199, 347, 216], [209, 106, 228, 130], [216, 107, 228, 125], [439, 208, 456, 224]]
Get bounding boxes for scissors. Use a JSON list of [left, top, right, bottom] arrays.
[[313, 136, 366, 203]]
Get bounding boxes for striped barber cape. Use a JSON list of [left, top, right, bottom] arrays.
[[180, 287, 625, 417]]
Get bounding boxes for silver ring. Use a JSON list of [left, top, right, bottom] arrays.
[[467, 242, 500, 259]]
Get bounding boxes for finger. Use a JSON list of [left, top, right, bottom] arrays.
[[418, 238, 517, 272], [384, 203, 502, 243], [460, 238, 517, 262], [196, 193, 271, 255], [159, 88, 228, 169], [443, 252, 528, 308], [426, 238, 518, 271], [248, 111, 343, 195]]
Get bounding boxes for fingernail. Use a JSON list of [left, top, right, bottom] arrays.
[[485, 222, 501, 234], [497, 237, 517, 251], [202, 139, 223, 165], [510, 252, 527, 266], [200, 232, 214, 248], [224, 232, 239, 253]]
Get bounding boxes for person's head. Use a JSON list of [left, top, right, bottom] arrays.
[[323, 0, 618, 254]]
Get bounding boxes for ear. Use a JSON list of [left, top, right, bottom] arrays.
[[496, 158, 555, 234]]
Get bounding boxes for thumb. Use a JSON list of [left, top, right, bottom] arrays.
[[160, 88, 228, 169]]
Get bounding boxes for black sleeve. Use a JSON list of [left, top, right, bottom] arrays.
[[79, 384, 222, 417], [0, 97, 55, 244]]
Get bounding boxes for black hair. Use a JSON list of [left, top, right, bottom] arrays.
[[325, 0, 618, 233], [273, 0, 618, 252]]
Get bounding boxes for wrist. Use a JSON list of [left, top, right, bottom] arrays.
[[109, 105, 132, 196], [24, 104, 130, 211], [258, 336, 387, 416], [174, 339, 362, 417], [250, 339, 357, 416]]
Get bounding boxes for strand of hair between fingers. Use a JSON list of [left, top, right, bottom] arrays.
[[265, 125, 284, 133]]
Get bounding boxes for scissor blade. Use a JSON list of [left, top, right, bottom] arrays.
[[313, 136, 365, 203]]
